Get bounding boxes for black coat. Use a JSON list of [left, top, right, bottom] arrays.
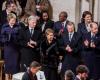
[[61, 32, 81, 76], [82, 32, 100, 79], [40, 39, 58, 68], [38, 20, 54, 33], [18, 27, 41, 71], [40, 39, 59, 80]]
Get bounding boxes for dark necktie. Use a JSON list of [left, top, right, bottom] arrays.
[[91, 34, 95, 42], [69, 33, 72, 42], [30, 29, 34, 37]]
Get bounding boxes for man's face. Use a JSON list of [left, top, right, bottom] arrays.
[[28, 19, 37, 28], [80, 73, 88, 80], [31, 67, 41, 74], [91, 23, 98, 34], [67, 25, 74, 33], [59, 13, 66, 22]]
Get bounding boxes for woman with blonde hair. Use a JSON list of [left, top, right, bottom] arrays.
[[1, 13, 20, 80]]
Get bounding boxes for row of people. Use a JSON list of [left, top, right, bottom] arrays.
[[0, 12, 100, 80]]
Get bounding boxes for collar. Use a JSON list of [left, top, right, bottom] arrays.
[[76, 75, 81, 80]]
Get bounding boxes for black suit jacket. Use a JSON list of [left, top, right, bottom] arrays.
[[54, 20, 69, 36], [18, 27, 41, 67], [0, 10, 7, 26], [83, 32, 100, 52], [62, 32, 81, 57], [38, 20, 54, 33], [77, 23, 89, 38]]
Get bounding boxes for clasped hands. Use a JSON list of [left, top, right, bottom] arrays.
[[27, 39, 37, 48]]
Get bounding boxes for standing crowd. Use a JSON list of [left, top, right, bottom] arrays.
[[0, 0, 100, 80]]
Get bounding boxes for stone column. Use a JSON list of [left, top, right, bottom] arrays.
[[75, 0, 82, 30]]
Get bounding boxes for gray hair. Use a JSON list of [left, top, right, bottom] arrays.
[[28, 15, 37, 21], [65, 70, 75, 80]]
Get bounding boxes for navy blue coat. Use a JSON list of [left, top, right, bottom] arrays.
[[1, 23, 20, 74], [61, 32, 81, 77]]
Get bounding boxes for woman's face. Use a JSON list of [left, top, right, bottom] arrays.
[[9, 18, 16, 26], [46, 32, 54, 42], [42, 13, 49, 21], [84, 14, 92, 23]]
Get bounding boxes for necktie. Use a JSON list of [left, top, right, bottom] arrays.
[[91, 34, 95, 42], [30, 29, 34, 37], [69, 33, 72, 42]]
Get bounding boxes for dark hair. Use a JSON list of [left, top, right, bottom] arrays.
[[30, 61, 41, 68], [41, 11, 49, 21], [6, 0, 17, 8], [81, 11, 93, 23], [60, 11, 68, 18], [76, 65, 89, 74]]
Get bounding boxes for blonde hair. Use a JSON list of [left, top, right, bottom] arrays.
[[45, 28, 54, 35], [7, 13, 16, 21]]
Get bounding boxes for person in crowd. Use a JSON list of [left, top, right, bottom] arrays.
[[82, 22, 99, 79], [19, 13, 30, 30], [53, 11, 70, 59], [77, 11, 93, 38], [1, 13, 20, 80], [61, 22, 81, 79], [25, 0, 52, 18], [18, 15, 41, 71], [0, 1, 18, 26], [54, 11, 70, 37], [22, 61, 41, 80], [2, 0, 22, 17], [40, 28, 59, 80], [64, 70, 75, 80], [38, 11, 54, 39], [77, 11, 93, 66], [75, 65, 89, 80]]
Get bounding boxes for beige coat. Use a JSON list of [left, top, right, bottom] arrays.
[[2, 1, 22, 16], [25, 0, 53, 19]]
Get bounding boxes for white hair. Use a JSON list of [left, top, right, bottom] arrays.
[[28, 15, 37, 21]]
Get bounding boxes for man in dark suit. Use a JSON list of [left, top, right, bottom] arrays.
[[18, 15, 41, 71], [75, 65, 89, 80], [22, 61, 41, 80], [53, 11, 69, 58], [61, 22, 81, 79], [54, 11, 69, 36], [82, 22, 100, 79]]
